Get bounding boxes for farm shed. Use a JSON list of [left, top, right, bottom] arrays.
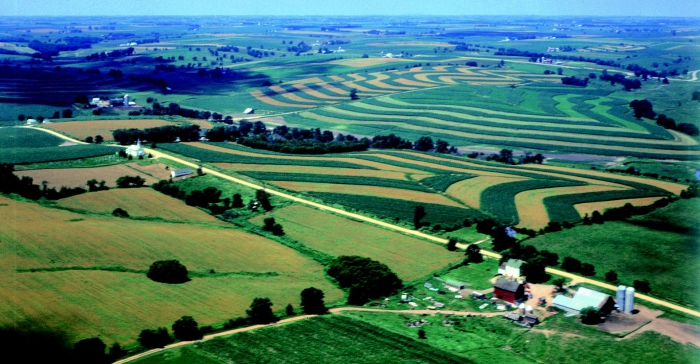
[[170, 168, 193, 178], [443, 279, 466, 290], [243, 108, 254, 114], [498, 259, 523, 279], [523, 314, 539, 325], [504, 313, 521, 322], [552, 287, 616, 315], [493, 278, 525, 304]]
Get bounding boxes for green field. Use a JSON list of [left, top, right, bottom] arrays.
[[133, 311, 700, 364], [526, 199, 700, 307], [0, 127, 116, 164], [250, 205, 463, 282]]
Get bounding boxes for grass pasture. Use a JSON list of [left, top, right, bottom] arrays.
[[250, 205, 463, 282], [14, 164, 159, 189], [56, 188, 224, 224], [0, 196, 342, 344]]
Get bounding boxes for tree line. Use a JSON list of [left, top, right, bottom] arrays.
[[630, 99, 699, 136]]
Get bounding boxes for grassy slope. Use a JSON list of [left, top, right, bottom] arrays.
[[249, 205, 462, 282], [0, 196, 342, 344]]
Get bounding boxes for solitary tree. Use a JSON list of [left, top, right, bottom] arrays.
[[446, 238, 458, 251], [465, 244, 483, 263], [552, 277, 566, 292], [349, 88, 359, 100], [85, 136, 94, 143], [256, 189, 272, 211], [580, 306, 599, 325], [137, 328, 173, 349], [232, 193, 244, 208], [112, 208, 129, 217], [246, 297, 277, 324], [73, 337, 107, 364], [146, 260, 189, 284], [605, 270, 618, 282], [94, 135, 104, 144], [107, 343, 127, 362], [413, 205, 426, 229], [172, 316, 202, 341], [285, 304, 295, 316], [300, 287, 327, 314], [418, 329, 426, 339]]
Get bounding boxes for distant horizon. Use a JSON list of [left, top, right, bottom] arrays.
[[4, 0, 700, 18]]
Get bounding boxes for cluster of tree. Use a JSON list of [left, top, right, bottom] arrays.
[[205, 121, 370, 155], [499, 242, 559, 283], [371, 133, 413, 149], [153, 180, 241, 214], [603, 165, 679, 182], [326, 256, 403, 305], [582, 198, 672, 225], [494, 47, 624, 69], [86, 179, 109, 192], [72, 337, 127, 364], [17, 109, 73, 121], [630, 100, 699, 136], [262, 217, 285, 236], [465, 244, 483, 263], [561, 76, 589, 87], [28, 36, 100, 56], [286, 41, 312, 54], [85, 47, 134, 61], [560, 256, 596, 276], [112, 124, 201, 145], [146, 259, 190, 284], [84, 135, 104, 144], [481, 149, 544, 165], [0, 164, 86, 200], [138, 315, 204, 349], [112, 207, 129, 217], [116, 175, 146, 188], [600, 71, 641, 91]]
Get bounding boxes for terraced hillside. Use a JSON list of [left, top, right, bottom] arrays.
[[158, 142, 685, 230]]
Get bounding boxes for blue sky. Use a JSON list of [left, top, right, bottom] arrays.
[[3, 0, 699, 17]]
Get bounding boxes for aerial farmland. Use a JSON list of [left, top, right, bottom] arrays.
[[0, 2, 699, 363]]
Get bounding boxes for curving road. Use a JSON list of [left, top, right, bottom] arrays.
[[113, 307, 503, 364]]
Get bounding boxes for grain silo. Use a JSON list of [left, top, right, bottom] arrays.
[[616, 285, 626, 311], [624, 287, 635, 313]]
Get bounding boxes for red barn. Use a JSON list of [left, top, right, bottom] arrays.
[[494, 278, 525, 304]]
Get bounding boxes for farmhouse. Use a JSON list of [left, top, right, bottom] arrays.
[[170, 168, 193, 178], [125, 139, 146, 158], [493, 278, 525, 303], [26, 118, 38, 125], [552, 287, 616, 315], [498, 259, 523, 279]]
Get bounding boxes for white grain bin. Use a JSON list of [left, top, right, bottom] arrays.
[[518, 303, 526, 314], [525, 305, 533, 314], [616, 285, 627, 311], [624, 287, 635, 313]]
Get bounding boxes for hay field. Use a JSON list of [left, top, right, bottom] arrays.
[[0, 196, 342, 344], [250, 205, 462, 281], [446, 175, 528, 208], [56, 188, 223, 223], [15, 164, 158, 189], [45, 119, 174, 140], [514, 185, 626, 229], [215, 163, 412, 180], [574, 196, 666, 216], [270, 181, 466, 208]]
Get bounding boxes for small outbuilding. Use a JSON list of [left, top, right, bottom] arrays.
[[493, 278, 525, 304], [171, 168, 193, 179], [243, 108, 254, 114]]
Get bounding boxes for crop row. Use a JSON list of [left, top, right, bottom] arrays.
[[480, 179, 585, 224], [544, 189, 669, 224], [418, 174, 476, 192], [157, 143, 374, 169], [0, 145, 116, 165], [238, 171, 432, 192], [305, 192, 489, 228]]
